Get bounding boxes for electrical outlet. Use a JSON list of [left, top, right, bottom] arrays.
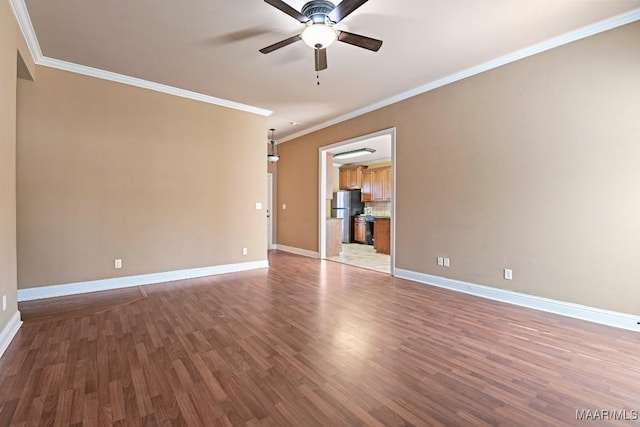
[[242, 248, 248, 255], [437, 257, 444, 266], [444, 257, 450, 267], [2, 295, 6, 312], [115, 259, 122, 269], [504, 268, 513, 280]]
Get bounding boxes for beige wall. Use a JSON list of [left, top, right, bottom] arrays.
[[17, 66, 267, 288], [0, 1, 33, 336], [277, 22, 640, 315]]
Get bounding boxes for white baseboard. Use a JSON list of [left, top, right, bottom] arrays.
[[0, 311, 22, 359], [394, 269, 640, 332], [17, 260, 269, 302], [275, 245, 319, 259]]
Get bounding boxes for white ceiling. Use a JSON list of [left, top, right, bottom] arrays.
[[20, 0, 640, 140]]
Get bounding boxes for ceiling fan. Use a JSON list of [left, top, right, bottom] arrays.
[[259, 0, 383, 74]]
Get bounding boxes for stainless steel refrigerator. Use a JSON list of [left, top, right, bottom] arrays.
[[331, 190, 365, 243]]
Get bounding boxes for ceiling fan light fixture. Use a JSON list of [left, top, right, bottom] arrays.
[[301, 23, 337, 49], [260, 0, 383, 77]]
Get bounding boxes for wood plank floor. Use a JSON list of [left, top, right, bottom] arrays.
[[18, 287, 145, 326], [1, 250, 639, 426]]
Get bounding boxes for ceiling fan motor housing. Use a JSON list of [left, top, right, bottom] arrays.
[[302, 0, 335, 24]]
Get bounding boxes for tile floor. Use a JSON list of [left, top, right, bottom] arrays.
[[326, 243, 391, 274]]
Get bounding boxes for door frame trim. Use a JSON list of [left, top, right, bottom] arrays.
[[267, 172, 275, 250], [317, 127, 396, 274]]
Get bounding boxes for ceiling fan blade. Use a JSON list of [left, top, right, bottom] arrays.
[[264, 0, 309, 23], [259, 35, 302, 54], [315, 48, 327, 71], [337, 31, 382, 52], [328, 0, 369, 23]]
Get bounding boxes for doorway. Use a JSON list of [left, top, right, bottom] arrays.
[[318, 128, 396, 274]]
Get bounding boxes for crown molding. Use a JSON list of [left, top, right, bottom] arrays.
[[8, 0, 43, 62], [280, 7, 640, 143], [37, 57, 272, 116], [9, 0, 639, 127], [8, 0, 272, 117]]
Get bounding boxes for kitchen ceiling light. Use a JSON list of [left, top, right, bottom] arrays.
[[267, 128, 280, 163], [301, 23, 337, 49], [333, 148, 375, 160]]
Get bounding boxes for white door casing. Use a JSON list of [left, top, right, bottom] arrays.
[[267, 173, 274, 250]]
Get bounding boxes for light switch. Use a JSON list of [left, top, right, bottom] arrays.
[[255, 202, 262, 210], [282, 204, 287, 209]]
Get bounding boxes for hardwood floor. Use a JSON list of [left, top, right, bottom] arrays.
[[1, 250, 639, 426], [18, 287, 145, 326]]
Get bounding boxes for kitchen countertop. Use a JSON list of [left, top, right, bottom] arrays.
[[358, 215, 391, 220]]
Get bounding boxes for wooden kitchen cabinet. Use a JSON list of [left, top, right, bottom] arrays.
[[339, 166, 366, 190], [339, 168, 348, 190], [341, 165, 390, 198], [354, 216, 367, 244], [369, 166, 392, 201], [361, 169, 373, 202], [372, 169, 384, 201], [373, 217, 391, 254], [382, 167, 392, 201]]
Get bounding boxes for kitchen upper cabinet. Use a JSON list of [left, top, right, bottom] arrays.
[[339, 166, 366, 190], [361, 169, 373, 202], [339, 169, 348, 190], [368, 166, 392, 201], [372, 169, 384, 201], [342, 165, 391, 200], [382, 167, 392, 201]]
